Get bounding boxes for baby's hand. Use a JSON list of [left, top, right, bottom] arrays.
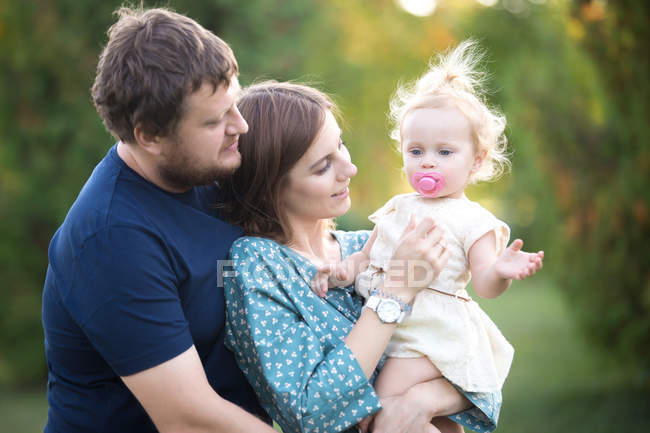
[[495, 239, 544, 280], [310, 263, 350, 298]]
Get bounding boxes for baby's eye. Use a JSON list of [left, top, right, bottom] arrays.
[[409, 148, 423, 156], [439, 149, 452, 156]]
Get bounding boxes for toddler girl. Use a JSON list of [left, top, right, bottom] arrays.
[[312, 40, 544, 433]]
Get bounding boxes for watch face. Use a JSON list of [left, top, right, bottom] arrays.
[[377, 299, 401, 323]]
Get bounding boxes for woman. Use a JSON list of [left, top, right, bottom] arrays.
[[220, 82, 499, 433]]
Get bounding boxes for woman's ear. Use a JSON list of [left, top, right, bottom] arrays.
[[472, 148, 487, 173], [133, 124, 164, 156]]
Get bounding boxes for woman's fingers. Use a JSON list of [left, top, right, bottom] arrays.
[[398, 214, 417, 240], [357, 415, 373, 433], [412, 216, 436, 240], [424, 224, 444, 246], [361, 226, 379, 257]]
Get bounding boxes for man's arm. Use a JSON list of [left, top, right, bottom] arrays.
[[122, 345, 276, 433]]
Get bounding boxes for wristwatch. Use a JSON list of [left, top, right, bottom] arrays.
[[364, 289, 411, 324]]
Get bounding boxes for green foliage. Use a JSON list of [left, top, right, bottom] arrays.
[[1, 0, 648, 393], [460, 0, 650, 385], [0, 0, 117, 384], [559, 0, 650, 384]]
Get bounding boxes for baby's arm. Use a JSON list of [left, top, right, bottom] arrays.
[[469, 232, 544, 299], [311, 227, 377, 297]]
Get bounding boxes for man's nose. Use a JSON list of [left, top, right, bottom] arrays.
[[226, 106, 249, 135]]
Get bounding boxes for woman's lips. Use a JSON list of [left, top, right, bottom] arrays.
[[331, 187, 349, 199]]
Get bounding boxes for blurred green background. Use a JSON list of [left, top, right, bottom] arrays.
[[1, 0, 648, 432]]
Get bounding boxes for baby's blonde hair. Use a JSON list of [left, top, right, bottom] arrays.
[[389, 40, 510, 183]]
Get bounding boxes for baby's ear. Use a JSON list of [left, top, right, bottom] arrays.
[[472, 148, 488, 173]]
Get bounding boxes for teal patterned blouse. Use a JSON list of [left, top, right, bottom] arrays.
[[225, 230, 501, 433], [225, 230, 380, 433]]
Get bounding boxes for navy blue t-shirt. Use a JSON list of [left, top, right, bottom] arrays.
[[42, 145, 267, 432]]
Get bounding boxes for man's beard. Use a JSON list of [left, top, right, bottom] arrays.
[[157, 139, 240, 191]]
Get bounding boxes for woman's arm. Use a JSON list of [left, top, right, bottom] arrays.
[[347, 216, 450, 378], [226, 240, 382, 432]]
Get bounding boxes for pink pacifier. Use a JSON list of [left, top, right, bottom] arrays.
[[412, 171, 446, 197]]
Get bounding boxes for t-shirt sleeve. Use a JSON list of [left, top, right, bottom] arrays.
[[225, 238, 381, 433], [463, 204, 511, 257], [68, 226, 192, 376]]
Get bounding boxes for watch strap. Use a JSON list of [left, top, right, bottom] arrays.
[[364, 289, 411, 324], [369, 289, 412, 314]]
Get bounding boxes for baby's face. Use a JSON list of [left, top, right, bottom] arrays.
[[401, 107, 480, 199]]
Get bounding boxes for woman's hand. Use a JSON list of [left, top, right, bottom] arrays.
[[358, 389, 436, 433], [359, 377, 471, 433], [384, 215, 450, 303]]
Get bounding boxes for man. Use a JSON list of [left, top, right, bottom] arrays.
[[41, 7, 276, 433]]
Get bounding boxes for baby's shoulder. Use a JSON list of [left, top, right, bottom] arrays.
[[446, 197, 496, 218], [390, 192, 421, 206]]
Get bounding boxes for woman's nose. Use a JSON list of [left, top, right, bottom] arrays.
[[337, 161, 357, 181]]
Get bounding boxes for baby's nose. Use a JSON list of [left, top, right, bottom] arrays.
[[421, 159, 436, 168]]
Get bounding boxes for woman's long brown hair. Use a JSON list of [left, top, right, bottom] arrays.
[[219, 81, 334, 243]]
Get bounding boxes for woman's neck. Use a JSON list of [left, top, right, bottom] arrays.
[[286, 219, 337, 264]]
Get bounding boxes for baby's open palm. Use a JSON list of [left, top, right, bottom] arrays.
[[494, 239, 544, 280]]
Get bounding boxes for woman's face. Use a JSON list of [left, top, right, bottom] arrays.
[[282, 110, 357, 225]]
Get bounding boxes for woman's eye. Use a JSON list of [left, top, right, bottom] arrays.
[[316, 160, 331, 175]]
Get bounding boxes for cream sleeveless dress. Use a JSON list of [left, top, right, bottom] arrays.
[[356, 193, 514, 393]]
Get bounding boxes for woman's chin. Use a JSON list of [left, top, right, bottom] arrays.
[[332, 198, 352, 217]]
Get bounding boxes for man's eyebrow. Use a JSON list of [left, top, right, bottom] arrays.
[[211, 79, 241, 120], [215, 102, 234, 120]]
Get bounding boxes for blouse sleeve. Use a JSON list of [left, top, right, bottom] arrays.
[[225, 238, 381, 433]]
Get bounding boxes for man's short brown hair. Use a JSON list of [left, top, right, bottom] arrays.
[[92, 7, 238, 143]]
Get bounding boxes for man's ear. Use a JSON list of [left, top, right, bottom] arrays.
[[472, 148, 487, 173], [133, 124, 164, 156]]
